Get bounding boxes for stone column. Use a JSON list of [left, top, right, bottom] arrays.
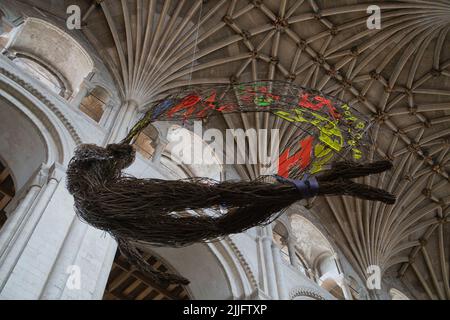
[[106, 100, 138, 144], [306, 268, 316, 281], [0, 164, 49, 270], [258, 226, 279, 299], [151, 137, 169, 164], [0, 164, 63, 298], [150, 122, 171, 163], [286, 236, 300, 269], [99, 101, 115, 128], [336, 274, 353, 300], [0, 161, 119, 300], [70, 80, 92, 109], [272, 240, 288, 299]]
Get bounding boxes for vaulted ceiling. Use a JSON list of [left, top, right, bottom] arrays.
[[13, 0, 450, 299]]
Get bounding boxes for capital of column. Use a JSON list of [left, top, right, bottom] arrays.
[[79, 78, 95, 95], [125, 99, 139, 110], [47, 163, 65, 183], [29, 164, 51, 189]]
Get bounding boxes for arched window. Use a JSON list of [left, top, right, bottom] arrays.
[[79, 86, 111, 122], [0, 158, 15, 229]]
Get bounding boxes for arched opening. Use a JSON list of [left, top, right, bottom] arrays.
[[289, 214, 354, 298], [0, 96, 47, 228], [290, 215, 336, 281], [79, 86, 111, 122], [102, 241, 245, 300], [390, 288, 410, 300], [103, 250, 190, 300], [0, 96, 47, 192], [315, 253, 347, 300], [164, 124, 223, 180], [3, 17, 93, 98], [0, 159, 15, 229]]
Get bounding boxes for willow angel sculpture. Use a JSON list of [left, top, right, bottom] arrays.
[[66, 81, 396, 285]]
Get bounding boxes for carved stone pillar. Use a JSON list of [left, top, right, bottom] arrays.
[[272, 240, 288, 299], [0, 162, 117, 300], [0, 164, 49, 269], [99, 101, 116, 128], [285, 236, 300, 269], [259, 226, 279, 299], [0, 163, 63, 298]]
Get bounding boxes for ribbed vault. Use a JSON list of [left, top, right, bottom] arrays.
[[15, 0, 450, 299]]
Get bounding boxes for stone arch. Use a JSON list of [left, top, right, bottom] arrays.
[[389, 288, 410, 300], [0, 95, 47, 191], [0, 67, 81, 167], [103, 249, 192, 300], [146, 241, 256, 299], [12, 52, 72, 97], [0, 60, 91, 299], [314, 252, 338, 276], [5, 17, 93, 96], [162, 123, 223, 180], [290, 214, 336, 275], [272, 221, 291, 263], [290, 287, 326, 300]]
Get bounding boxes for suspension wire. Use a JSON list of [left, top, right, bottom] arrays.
[[187, 0, 204, 89]]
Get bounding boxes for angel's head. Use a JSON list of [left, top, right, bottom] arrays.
[[72, 143, 135, 167], [67, 143, 136, 194]]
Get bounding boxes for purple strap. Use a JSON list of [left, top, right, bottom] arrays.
[[275, 174, 319, 197]]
